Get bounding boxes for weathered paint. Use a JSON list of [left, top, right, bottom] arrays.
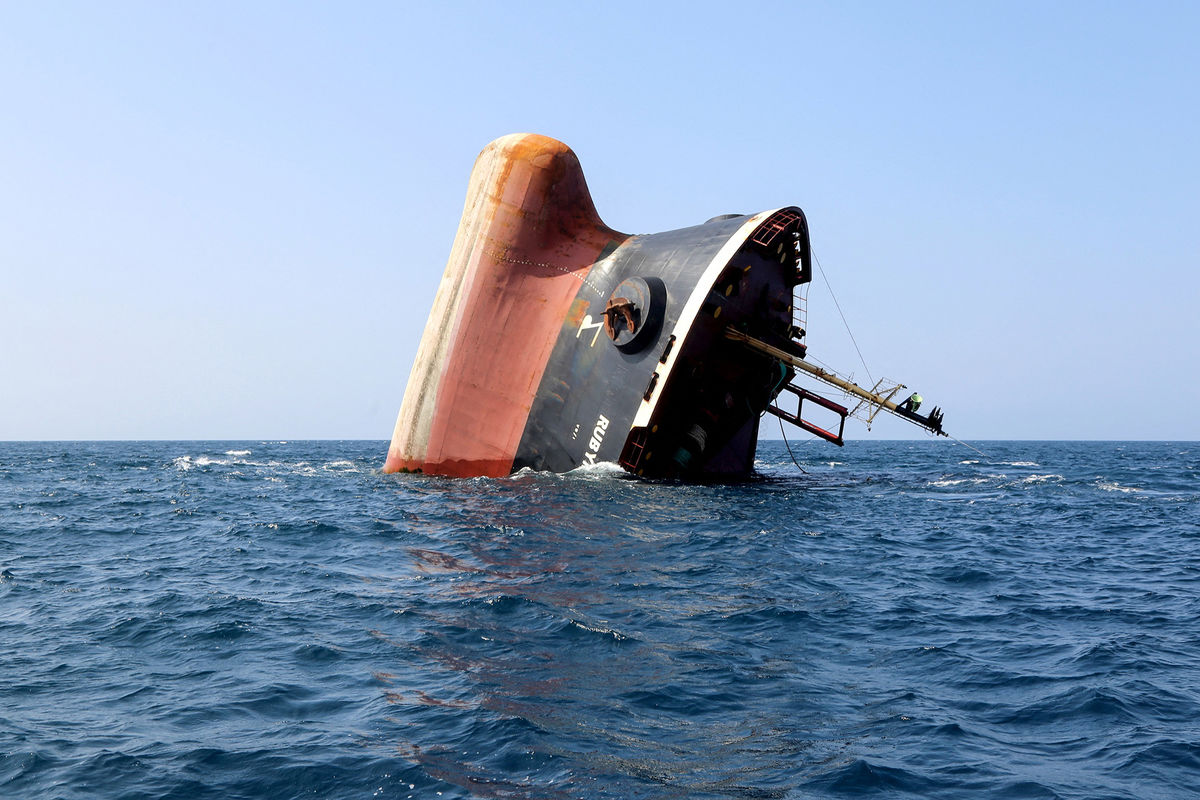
[[386, 134, 814, 479], [509, 213, 775, 475], [383, 134, 626, 476]]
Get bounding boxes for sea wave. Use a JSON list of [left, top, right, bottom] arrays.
[[2, 440, 1196, 800], [1097, 481, 1144, 494]]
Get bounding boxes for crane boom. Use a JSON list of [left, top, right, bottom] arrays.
[[724, 328, 946, 437]]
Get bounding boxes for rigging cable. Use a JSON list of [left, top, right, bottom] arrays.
[[813, 248, 874, 387], [948, 435, 989, 459], [777, 414, 809, 474]]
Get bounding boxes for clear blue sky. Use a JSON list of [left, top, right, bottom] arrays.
[[3, 2, 1197, 441]]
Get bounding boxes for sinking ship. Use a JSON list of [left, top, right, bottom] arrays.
[[384, 134, 945, 479]]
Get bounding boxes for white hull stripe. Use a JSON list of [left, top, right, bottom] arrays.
[[630, 209, 779, 430]]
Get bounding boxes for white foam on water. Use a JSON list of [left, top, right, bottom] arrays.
[[931, 476, 995, 487], [1022, 474, 1063, 484], [563, 461, 629, 480], [1097, 481, 1144, 494], [225, 450, 251, 457], [193, 456, 229, 467], [931, 478, 973, 487]]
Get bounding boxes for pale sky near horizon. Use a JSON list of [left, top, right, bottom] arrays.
[[3, 2, 1198, 442]]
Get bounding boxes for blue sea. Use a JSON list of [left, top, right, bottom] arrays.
[[2, 440, 1198, 799]]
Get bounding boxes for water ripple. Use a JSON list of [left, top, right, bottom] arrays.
[[1, 440, 1198, 798]]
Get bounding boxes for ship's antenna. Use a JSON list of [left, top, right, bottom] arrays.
[[813, 248, 874, 387]]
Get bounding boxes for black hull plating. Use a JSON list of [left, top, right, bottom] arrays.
[[513, 208, 811, 479]]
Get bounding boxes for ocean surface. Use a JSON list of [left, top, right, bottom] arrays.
[[2, 440, 1198, 799]]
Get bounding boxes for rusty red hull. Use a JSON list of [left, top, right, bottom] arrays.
[[383, 134, 627, 476]]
